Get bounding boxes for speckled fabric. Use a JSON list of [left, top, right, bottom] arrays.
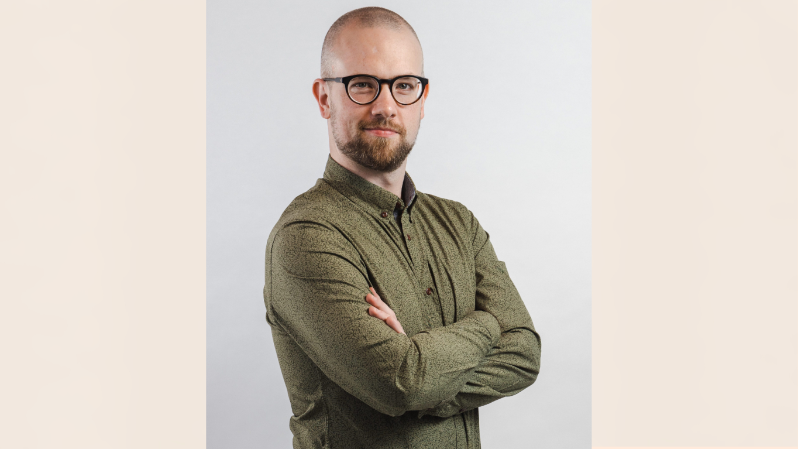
[[263, 156, 541, 449]]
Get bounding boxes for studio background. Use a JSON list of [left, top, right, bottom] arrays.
[[207, 1, 591, 447]]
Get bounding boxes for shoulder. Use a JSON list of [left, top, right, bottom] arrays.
[[277, 180, 340, 223], [266, 180, 357, 260], [267, 179, 352, 235], [416, 191, 478, 230]]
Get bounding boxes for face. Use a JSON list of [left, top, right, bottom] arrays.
[[313, 25, 429, 173]]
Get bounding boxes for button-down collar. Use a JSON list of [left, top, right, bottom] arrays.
[[322, 155, 417, 217]]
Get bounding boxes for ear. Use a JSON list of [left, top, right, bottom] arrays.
[[312, 79, 331, 119], [419, 82, 430, 120]]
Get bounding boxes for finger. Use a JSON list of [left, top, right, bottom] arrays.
[[366, 294, 388, 312], [376, 303, 395, 319], [368, 306, 390, 321], [366, 293, 385, 305], [366, 290, 398, 322], [385, 316, 405, 335], [367, 292, 388, 309]]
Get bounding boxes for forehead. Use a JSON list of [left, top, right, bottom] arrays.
[[331, 25, 423, 78]]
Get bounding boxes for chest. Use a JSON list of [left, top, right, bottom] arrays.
[[342, 206, 477, 336]]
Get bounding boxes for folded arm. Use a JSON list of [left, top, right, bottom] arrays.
[[265, 220, 502, 417], [365, 212, 542, 419], [419, 210, 542, 418], [367, 288, 540, 419]]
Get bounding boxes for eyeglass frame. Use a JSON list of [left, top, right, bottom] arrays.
[[322, 74, 429, 106]]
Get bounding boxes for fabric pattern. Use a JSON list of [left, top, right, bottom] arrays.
[[263, 155, 541, 448]]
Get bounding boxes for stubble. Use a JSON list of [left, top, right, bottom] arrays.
[[330, 106, 416, 173]]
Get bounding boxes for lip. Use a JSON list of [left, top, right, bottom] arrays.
[[364, 128, 398, 137]]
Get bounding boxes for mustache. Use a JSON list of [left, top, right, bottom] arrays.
[[357, 119, 405, 135]]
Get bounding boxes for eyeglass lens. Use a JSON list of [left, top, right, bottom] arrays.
[[347, 76, 422, 105]]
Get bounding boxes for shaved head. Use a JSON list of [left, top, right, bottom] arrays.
[[321, 7, 423, 78], [312, 7, 430, 177]]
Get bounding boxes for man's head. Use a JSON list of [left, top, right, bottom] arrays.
[[313, 8, 428, 174]]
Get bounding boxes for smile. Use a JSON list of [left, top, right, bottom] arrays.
[[363, 128, 398, 137]]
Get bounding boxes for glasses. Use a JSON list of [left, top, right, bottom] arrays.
[[323, 74, 429, 106]]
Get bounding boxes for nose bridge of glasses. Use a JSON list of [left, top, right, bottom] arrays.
[[354, 77, 396, 105], [368, 80, 398, 113], [376, 79, 396, 101]]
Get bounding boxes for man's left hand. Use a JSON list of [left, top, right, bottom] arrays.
[[365, 287, 405, 335]]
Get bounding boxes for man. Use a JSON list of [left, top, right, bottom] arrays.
[[263, 7, 541, 449]]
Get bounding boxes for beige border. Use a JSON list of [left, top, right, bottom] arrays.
[[593, 0, 797, 447], [1, 1, 205, 447], [4, 0, 798, 446]]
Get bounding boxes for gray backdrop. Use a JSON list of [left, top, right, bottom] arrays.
[[208, 1, 591, 447]]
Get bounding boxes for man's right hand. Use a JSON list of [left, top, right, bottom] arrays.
[[365, 287, 405, 335]]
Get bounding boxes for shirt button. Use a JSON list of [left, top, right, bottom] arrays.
[[380, 211, 388, 218], [425, 287, 432, 295]]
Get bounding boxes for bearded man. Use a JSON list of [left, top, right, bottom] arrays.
[[263, 7, 541, 449]]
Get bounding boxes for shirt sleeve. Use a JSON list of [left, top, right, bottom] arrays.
[[419, 211, 542, 419], [265, 220, 502, 417]]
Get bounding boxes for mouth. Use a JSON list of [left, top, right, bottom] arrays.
[[363, 127, 399, 137]]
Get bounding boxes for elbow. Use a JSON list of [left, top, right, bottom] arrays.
[[372, 383, 431, 417], [367, 391, 416, 418], [520, 329, 542, 388], [372, 402, 407, 418], [360, 380, 416, 417], [530, 331, 542, 382], [349, 347, 432, 417], [366, 368, 444, 417]]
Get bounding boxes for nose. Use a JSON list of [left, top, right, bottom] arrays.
[[369, 82, 397, 119]]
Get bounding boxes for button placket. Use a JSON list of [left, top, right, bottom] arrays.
[[405, 220, 426, 291]]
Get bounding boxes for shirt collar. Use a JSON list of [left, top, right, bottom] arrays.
[[323, 155, 417, 216]]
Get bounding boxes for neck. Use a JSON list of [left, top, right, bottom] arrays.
[[330, 148, 407, 199]]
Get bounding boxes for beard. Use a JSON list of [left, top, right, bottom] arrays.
[[331, 108, 416, 173]]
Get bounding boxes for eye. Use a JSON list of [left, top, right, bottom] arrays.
[[352, 82, 371, 89], [396, 83, 411, 90]]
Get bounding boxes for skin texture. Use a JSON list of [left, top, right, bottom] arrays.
[[312, 24, 429, 334]]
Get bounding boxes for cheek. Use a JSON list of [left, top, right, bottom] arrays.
[[334, 107, 362, 133], [330, 110, 348, 133], [405, 111, 423, 136]]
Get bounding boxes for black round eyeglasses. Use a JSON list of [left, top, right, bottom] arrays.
[[322, 74, 429, 106]]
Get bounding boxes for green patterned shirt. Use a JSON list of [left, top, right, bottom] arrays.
[[264, 156, 541, 448]]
